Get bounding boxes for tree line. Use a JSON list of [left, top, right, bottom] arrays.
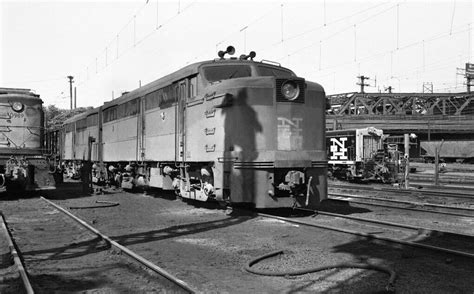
[[43, 105, 93, 130]]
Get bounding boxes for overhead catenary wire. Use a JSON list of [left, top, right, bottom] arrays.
[[313, 23, 471, 75], [274, 3, 400, 61], [72, 1, 471, 100], [278, 0, 393, 44], [76, 0, 196, 88], [450, 0, 456, 35], [276, 2, 470, 92], [81, 0, 395, 85], [215, 4, 280, 51]]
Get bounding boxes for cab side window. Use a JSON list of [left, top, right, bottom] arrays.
[[188, 76, 197, 100]]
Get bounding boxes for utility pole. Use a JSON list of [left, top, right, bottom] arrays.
[[357, 75, 370, 93], [404, 134, 410, 189], [434, 140, 445, 186], [74, 87, 77, 109], [67, 76, 74, 110], [466, 63, 474, 93]]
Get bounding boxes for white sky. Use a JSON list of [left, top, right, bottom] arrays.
[[1, 0, 473, 109]]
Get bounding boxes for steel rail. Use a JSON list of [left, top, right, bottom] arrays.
[[410, 174, 474, 181], [312, 209, 474, 237], [329, 183, 474, 199], [329, 192, 474, 214], [409, 182, 474, 192], [408, 177, 474, 187], [0, 212, 34, 294], [328, 195, 473, 218], [256, 211, 474, 260], [40, 197, 196, 294]]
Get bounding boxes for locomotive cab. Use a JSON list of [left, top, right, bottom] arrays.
[[178, 49, 327, 208], [0, 88, 55, 192]]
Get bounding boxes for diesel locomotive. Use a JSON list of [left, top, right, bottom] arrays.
[[55, 47, 328, 208], [0, 87, 55, 191], [326, 127, 402, 183]]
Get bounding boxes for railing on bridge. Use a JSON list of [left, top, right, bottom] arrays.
[[327, 92, 474, 116]]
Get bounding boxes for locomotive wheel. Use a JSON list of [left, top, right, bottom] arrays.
[[345, 171, 352, 180], [174, 188, 181, 197], [327, 170, 334, 179]]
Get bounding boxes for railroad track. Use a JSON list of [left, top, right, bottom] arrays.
[[329, 182, 474, 216], [328, 192, 474, 217], [257, 208, 474, 260], [409, 174, 474, 187], [2, 191, 472, 293], [330, 182, 474, 199], [0, 196, 196, 294]]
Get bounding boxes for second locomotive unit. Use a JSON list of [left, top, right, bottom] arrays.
[[0, 87, 55, 191], [56, 47, 328, 208], [326, 127, 400, 183]]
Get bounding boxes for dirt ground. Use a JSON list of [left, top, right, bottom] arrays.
[[1, 185, 474, 293]]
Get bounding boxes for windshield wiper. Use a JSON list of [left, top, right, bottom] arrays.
[[227, 70, 238, 79]]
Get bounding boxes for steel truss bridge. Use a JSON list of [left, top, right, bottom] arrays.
[[326, 92, 474, 139]]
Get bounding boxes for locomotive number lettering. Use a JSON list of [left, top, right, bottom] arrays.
[[330, 137, 348, 160], [277, 117, 303, 150], [8, 112, 24, 119]]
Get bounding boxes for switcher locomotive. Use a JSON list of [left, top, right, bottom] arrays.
[[0, 87, 55, 191], [56, 47, 328, 208], [327, 127, 400, 183]]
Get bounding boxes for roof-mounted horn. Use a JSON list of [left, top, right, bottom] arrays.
[[218, 46, 235, 59], [239, 51, 256, 61]]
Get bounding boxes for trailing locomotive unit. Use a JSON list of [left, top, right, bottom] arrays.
[[327, 127, 396, 182], [0, 88, 55, 191], [60, 47, 327, 208]]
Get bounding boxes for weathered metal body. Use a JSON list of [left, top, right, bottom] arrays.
[[0, 88, 55, 191], [421, 140, 474, 162], [327, 127, 398, 182], [57, 52, 327, 208]]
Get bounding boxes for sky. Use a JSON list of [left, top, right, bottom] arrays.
[[1, 0, 473, 109]]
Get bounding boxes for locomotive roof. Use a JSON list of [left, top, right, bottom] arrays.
[[65, 57, 300, 123], [63, 107, 100, 124], [102, 58, 295, 109], [101, 60, 204, 110], [0, 87, 42, 101]]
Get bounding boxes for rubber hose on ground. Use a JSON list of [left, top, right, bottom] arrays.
[[244, 250, 396, 292]]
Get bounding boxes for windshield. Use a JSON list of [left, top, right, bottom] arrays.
[[202, 65, 252, 82], [258, 65, 294, 77]]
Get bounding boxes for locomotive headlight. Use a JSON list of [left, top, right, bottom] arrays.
[[12, 102, 24, 112], [281, 81, 300, 101]]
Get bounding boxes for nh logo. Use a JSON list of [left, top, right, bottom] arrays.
[[330, 137, 348, 159]]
